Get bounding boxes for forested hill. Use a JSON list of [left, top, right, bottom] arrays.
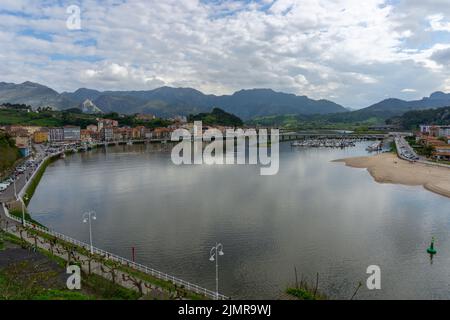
[[188, 108, 243, 127], [0, 131, 21, 176], [387, 106, 450, 130]]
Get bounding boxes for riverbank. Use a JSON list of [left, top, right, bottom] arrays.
[[1, 148, 224, 300], [334, 153, 450, 198]]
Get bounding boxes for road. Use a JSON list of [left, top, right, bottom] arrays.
[[0, 144, 47, 203]]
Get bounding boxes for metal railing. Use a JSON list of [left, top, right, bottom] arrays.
[[1, 203, 228, 300]]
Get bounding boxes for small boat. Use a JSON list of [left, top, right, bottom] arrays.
[[60, 153, 66, 159], [291, 141, 305, 147], [127, 141, 133, 146]]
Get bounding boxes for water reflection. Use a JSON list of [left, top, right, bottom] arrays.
[[28, 142, 450, 299]]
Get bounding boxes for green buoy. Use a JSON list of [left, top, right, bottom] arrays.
[[427, 237, 437, 255]]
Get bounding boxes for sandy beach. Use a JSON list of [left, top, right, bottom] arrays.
[[334, 153, 450, 199]]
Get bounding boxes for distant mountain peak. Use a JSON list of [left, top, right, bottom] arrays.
[[80, 99, 103, 114], [428, 91, 450, 100]]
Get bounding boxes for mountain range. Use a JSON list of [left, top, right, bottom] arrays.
[[1, 81, 450, 121]]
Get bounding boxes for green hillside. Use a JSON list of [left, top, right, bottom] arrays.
[[188, 108, 243, 127], [0, 131, 21, 175], [387, 106, 450, 130]]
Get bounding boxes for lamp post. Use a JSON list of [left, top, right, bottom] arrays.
[[21, 199, 26, 226], [21, 195, 29, 226], [209, 243, 224, 300], [82, 211, 97, 255]]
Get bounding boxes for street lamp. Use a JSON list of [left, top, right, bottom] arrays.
[[209, 243, 224, 300], [82, 211, 97, 255], [21, 199, 26, 226], [21, 195, 29, 226]]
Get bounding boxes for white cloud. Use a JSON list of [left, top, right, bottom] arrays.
[[0, 0, 450, 109], [428, 14, 450, 32]]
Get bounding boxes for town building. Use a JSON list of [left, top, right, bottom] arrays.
[[438, 126, 450, 137], [98, 119, 119, 131], [135, 114, 156, 122], [18, 146, 30, 157], [49, 128, 64, 143], [63, 126, 81, 141], [80, 129, 93, 142], [153, 127, 172, 139], [87, 124, 98, 132], [419, 125, 450, 137], [433, 145, 450, 161], [33, 129, 49, 144], [101, 127, 114, 141]]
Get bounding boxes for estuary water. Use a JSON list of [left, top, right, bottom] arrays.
[[28, 142, 450, 299]]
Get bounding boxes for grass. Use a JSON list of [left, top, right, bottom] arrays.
[[32, 289, 93, 300], [82, 273, 141, 300], [286, 287, 319, 300], [390, 141, 397, 153], [23, 155, 58, 206], [0, 259, 93, 300], [8, 208, 47, 229], [286, 272, 328, 300]]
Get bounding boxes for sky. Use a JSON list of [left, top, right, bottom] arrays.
[[1, 0, 450, 109]]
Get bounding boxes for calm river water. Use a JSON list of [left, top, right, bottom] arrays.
[[28, 142, 450, 299]]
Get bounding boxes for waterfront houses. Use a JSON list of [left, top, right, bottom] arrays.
[[33, 129, 49, 144], [101, 126, 114, 142], [63, 126, 81, 141], [417, 124, 450, 161], [0, 116, 245, 147], [49, 127, 64, 143], [419, 125, 450, 137]]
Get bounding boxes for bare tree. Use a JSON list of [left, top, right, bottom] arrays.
[[122, 273, 143, 295]]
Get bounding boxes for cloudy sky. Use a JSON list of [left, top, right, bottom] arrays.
[[1, 0, 450, 108]]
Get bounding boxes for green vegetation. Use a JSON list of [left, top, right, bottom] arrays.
[[32, 289, 92, 300], [189, 108, 243, 127], [0, 107, 113, 128], [0, 107, 172, 129], [82, 273, 140, 300], [8, 208, 47, 229], [0, 131, 21, 176], [390, 141, 397, 153], [387, 106, 450, 130], [286, 279, 328, 300], [286, 270, 329, 300], [116, 263, 205, 300], [0, 108, 97, 127], [23, 155, 59, 206], [286, 287, 319, 300], [247, 113, 382, 130], [0, 258, 92, 300], [101, 112, 172, 129]]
